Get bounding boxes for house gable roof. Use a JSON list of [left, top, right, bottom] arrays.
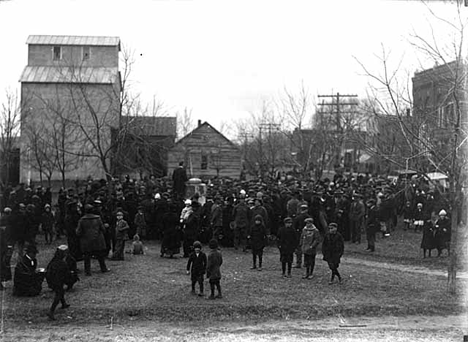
[[175, 121, 237, 148], [27, 35, 120, 49]]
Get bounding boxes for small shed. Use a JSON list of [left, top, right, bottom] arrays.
[[168, 121, 241, 179]]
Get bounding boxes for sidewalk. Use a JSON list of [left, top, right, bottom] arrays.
[[343, 255, 468, 279]]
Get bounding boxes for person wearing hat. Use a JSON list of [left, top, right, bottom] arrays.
[[45, 245, 72, 320], [248, 215, 268, 271], [206, 239, 223, 299], [210, 197, 223, 242], [172, 161, 188, 200], [112, 211, 130, 261], [186, 241, 207, 297], [299, 217, 320, 279], [322, 223, 344, 285], [433, 209, 451, 257], [13, 243, 44, 296], [76, 204, 109, 276], [365, 199, 379, 252], [292, 204, 311, 268], [349, 194, 365, 244], [134, 206, 148, 240], [41, 204, 55, 245], [232, 194, 251, 252], [277, 217, 298, 278]]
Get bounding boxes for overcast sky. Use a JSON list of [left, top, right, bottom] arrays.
[[0, 0, 465, 135]]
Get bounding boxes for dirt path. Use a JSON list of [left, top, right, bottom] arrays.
[[2, 314, 467, 342], [343, 256, 468, 279]]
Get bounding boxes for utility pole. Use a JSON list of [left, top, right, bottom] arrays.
[[259, 122, 280, 178], [318, 92, 358, 169]]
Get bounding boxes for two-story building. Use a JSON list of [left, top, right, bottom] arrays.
[[20, 35, 121, 183]]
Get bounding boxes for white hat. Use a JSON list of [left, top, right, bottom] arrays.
[[184, 199, 192, 205], [155, 193, 161, 199], [57, 245, 68, 251], [439, 209, 447, 216]]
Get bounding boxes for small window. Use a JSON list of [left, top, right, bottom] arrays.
[[82, 46, 90, 60], [53, 46, 62, 61], [201, 155, 208, 170]]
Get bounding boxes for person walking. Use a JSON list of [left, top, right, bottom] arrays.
[[45, 245, 71, 320]]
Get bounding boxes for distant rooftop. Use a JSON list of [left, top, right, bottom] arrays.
[[20, 66, 118, 84], [26, 35, 120, 47], [122, 116, 177, 137]]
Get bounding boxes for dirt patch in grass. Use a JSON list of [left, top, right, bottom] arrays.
[[1, 235, 465, 327]]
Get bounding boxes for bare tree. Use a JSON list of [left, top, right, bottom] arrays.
[[0, 90, 21, 187], [356, 3, 467, 293]]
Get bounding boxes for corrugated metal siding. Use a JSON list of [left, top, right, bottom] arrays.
[[20, 66, 118, 84], [27, 35, 120, 46]]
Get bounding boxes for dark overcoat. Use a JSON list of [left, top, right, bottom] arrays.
[[76, 214, 107, 253], [322, 232, 344, 265]]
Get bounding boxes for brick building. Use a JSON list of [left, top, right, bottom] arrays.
[[20, 35, 121, 183]]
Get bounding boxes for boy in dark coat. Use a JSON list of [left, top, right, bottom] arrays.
[[206, 239, 223, 299], [277, 217, 298, 278], [248, 215, 267, 271], [45, 245, 71, 320], [322, 222, 344, 284], [186, 241, 207, 296]]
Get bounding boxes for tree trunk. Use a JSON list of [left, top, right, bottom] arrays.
[[447, 206, 458, 294]]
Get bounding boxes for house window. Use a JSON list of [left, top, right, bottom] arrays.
[[82, 46, 90, 60], [53, 46, 62, 61], [201, 155, 208, 170]]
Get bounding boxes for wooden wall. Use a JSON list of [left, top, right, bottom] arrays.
[[168, 124, 241, 179]]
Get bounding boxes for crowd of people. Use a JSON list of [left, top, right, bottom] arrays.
[[0, 168, 453, 319]]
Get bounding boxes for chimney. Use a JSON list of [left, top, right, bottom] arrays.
[[198, 120, 202, 127]]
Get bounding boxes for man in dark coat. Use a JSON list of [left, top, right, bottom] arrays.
[[277, 217, 298, 278], [349, 194, 365, 244], [13, 244, 45, 296], [322, 222, 344, 285], [172, 162, 188, 200], [76, 204, 110, 276]]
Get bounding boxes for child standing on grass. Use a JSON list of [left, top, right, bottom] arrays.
[[112, 211, 129, 261], [186, 241, 207, 296], [206, 239, 223, 299], [276, 217, 298, 278], [322, 222, 344, 285], [299, 217, 321, 279], [248, 215, 267, 271]]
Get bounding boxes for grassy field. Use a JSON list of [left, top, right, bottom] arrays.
[[1, 228, 466, 327], [344, 222, 468, 271]]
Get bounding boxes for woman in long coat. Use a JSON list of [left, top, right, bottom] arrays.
[[160, 202, 181, 258], [433, 209, 451, 257]]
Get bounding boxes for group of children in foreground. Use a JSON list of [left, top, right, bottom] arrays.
[[186, 217, 344, 299]]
